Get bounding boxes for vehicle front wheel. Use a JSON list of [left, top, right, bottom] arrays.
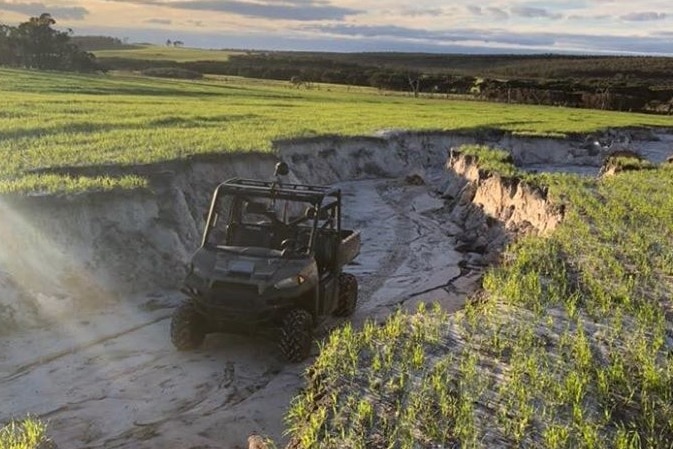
[[334, 272, 358, 317], [279, 309, 313, 363], [170, 301, 207, 350]]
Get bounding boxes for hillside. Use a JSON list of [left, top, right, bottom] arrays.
[[93, 46, 673, 115], [2, 67, 670, 193]]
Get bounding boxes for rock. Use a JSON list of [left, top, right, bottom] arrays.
[[443, 222, 463, 237], [485, 233, 509, 252], [455, 241, 472, 253], [449, 204, 469, 222], [471, 236, 489, 254], [405, 173, 425, 185], [457, 183, 477, 206], [463, 207, 486, 231], [466, 252, 486, 266], [483, 250, 503, 266], [248, 435, 270, 449], [453, 272, 484, 292], [455, 233, 488, 254], [441, 177, 466, 200], [456, 229, 477, 244]]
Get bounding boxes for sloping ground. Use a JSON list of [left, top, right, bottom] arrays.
[[284, 150, 673, 449], [0, 129, 672, 448]]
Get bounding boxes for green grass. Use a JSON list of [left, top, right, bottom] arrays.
[[453, 144, 520, 178], [0, 174, 147, 194], [601, 156, 657, 174], [1, 67, 671, 192], [94, 45, 238, 62], [0, 417, 49, 449], [285, 156, 673, 448]]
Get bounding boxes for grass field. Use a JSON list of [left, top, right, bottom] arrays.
[[286, 153, 673, 448], [93, 45, 238, 62], [1, 67, 671, 193]]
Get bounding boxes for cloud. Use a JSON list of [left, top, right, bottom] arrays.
[[466, 6, 482, 15], [403, 8, 444, 17], [309, 24, 556, 47], [486, 7, 509, 20], [510, 6, 563, 20], [145, 18, 171, 25], [306, 23, 673, 54], [0, 1, 89, 20], [568, 14, 610, 20], [620, 11, 667, 21], [102, 0, 361, 21], [71, 21, 673, 55], [466, 5, 509, 20]]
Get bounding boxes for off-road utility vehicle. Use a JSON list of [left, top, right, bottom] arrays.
[[170, 163, 361, 362]]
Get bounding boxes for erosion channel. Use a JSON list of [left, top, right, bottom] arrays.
[[1, 129, 671, 449]]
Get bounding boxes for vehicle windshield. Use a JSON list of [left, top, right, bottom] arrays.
[[204, 193, 321, 257]]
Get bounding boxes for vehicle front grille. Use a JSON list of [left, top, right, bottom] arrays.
[[211, 282, 259, 302]]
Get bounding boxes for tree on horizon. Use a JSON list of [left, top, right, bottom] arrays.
[[0, 12, 100, 72]]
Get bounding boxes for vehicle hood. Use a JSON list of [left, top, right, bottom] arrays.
[[189, 246, 316, 285]]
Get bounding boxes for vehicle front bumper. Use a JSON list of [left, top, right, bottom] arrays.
[[181, 273, 302, 331]]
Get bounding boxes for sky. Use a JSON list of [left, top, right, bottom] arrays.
[[0, 0, 672, 55]]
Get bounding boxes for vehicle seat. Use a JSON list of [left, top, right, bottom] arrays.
[[228, 223, 274, 248]]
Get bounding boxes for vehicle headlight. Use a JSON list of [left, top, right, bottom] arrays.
[[274, 274, 306, 289]]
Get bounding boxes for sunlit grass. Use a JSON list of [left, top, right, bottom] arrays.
[[93, 44, 238, 62], [453, 144, 520, 177], [1, 67, 671, 192], [0, 417, 49, 449], [0, 174, 147, 194]]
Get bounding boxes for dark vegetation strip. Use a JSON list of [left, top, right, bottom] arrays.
[[97, 51, 673, 115]]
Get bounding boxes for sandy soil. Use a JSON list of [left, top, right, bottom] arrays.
[[0, 174, 473, 449]]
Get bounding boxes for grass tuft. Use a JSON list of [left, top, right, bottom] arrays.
[[0, 417, 49, 449]]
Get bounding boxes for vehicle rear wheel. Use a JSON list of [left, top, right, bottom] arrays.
[[170, 301, 207, 350], [279, 309, 313, 363], [334, 272, 358, 317]]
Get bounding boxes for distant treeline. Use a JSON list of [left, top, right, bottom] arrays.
[[98, 51, 673, 114], [0, 13, 100, 72], [70, 35, 140, 52], [322, 52, 673, 83]]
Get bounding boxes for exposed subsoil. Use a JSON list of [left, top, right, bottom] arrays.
[[0, 128, 671, 449]]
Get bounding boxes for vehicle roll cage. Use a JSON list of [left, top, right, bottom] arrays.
[[201, 178, 342, 251]]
